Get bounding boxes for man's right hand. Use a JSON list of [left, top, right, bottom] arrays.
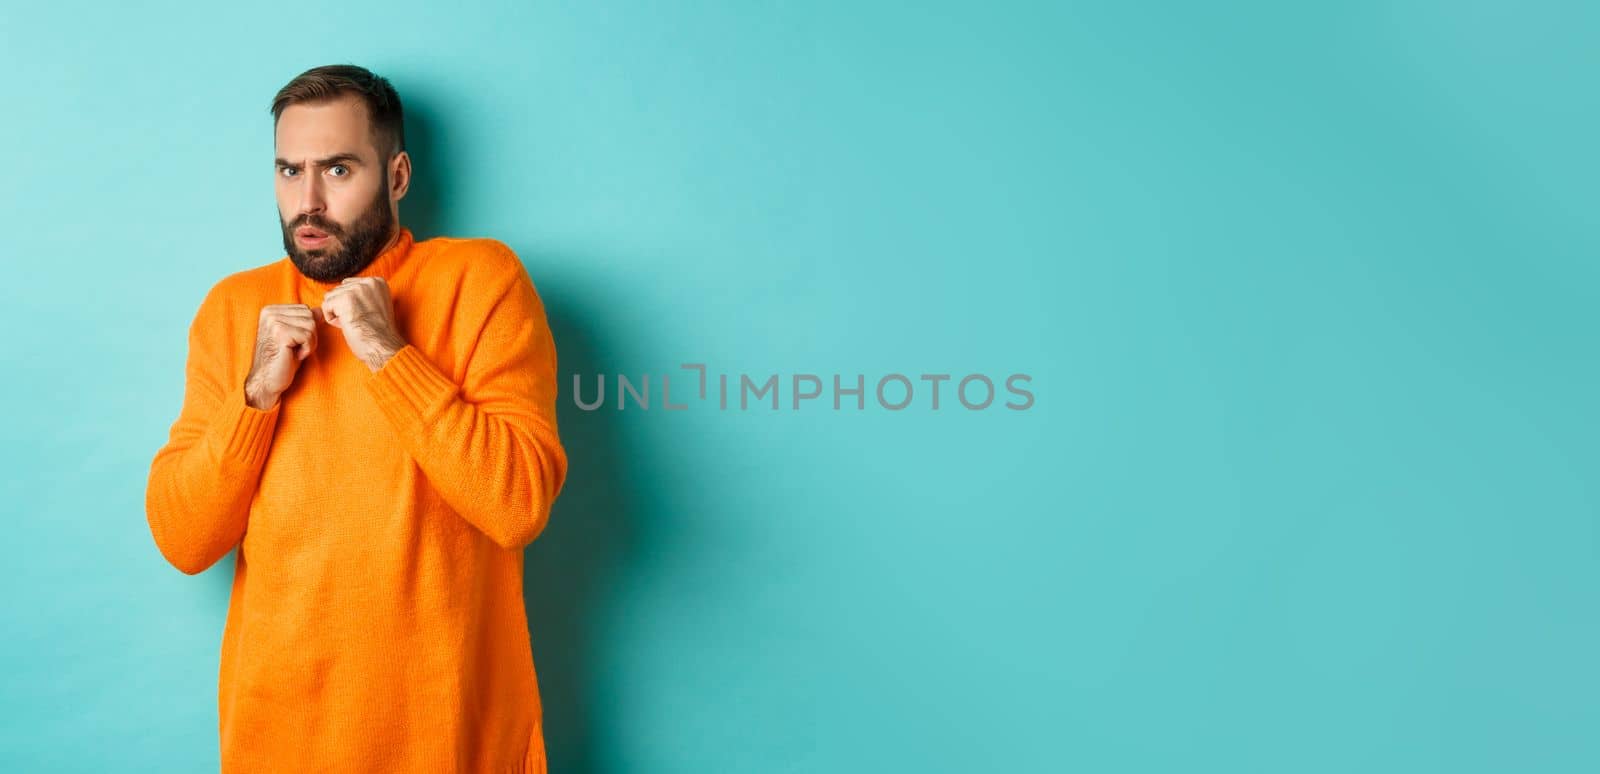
[[244, 304, 318, 410]]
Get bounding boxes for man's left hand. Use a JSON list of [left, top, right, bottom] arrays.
[[319, 277, 407, 372]]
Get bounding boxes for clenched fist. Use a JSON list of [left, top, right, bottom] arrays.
[[244, 304, 318, 410], [318, 276, 407, 373]]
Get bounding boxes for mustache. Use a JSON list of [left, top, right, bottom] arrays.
[[290, 216, 342, 235]]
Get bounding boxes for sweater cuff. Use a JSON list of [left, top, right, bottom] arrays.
[[213, 383, 281, 468], [365, 344, 461, 431]]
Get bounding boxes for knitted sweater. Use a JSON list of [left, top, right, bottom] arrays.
[[144, 226, 568, 773]]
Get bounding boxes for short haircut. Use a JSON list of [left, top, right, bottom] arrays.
[[270, 64, 405, 160]]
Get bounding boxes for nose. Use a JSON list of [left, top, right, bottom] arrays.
[[296, 174, 326, 219]]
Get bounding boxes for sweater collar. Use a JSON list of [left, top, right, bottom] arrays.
[[294, 225, 415, 297]]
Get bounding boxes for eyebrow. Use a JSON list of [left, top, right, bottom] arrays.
[[275, 153, 363, 168]]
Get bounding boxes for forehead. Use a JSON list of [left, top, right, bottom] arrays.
[[274, 95, 375, 160]]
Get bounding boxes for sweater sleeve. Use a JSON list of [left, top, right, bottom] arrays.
[[364, 258, 569, 551], [145, 285, 282, 575]]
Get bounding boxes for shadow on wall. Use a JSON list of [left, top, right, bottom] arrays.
[[406, 98, 642, 773], [526, 288, 639, 774], [395, 96, 457, 243]]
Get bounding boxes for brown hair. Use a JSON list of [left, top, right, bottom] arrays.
[[270, 64, 405, 160]]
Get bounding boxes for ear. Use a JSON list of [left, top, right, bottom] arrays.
[[388, 150, 412, 203]]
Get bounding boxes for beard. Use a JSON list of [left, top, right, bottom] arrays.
[[281, 169, 396, 283]]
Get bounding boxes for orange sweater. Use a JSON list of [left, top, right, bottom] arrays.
[[144, 226, 568, 773]]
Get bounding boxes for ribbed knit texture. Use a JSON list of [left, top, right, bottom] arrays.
[[145, 226, 568, 773]]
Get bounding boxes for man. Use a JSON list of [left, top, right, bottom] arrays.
[[144, 64, 569, 773]]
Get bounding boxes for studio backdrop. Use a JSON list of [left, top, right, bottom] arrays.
[[3, 1, 1597, 772]]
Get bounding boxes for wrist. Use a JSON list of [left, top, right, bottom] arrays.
[[366, 335, 406, 372]]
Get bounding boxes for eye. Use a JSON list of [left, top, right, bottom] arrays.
[[328, 164, 349, 177], [279, 166, 298, 178]]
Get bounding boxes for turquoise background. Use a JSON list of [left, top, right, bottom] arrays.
[[3, 1, 1597, 771]]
